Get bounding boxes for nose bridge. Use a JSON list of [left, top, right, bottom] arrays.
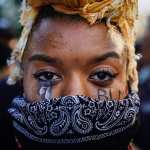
[[61, 72, 87, 96]]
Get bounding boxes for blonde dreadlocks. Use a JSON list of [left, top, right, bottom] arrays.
[[7, 0, 139, 91]]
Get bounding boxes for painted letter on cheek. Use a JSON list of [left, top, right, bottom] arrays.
[[97, 89, 112, 100], [39, 83, 52, 100]]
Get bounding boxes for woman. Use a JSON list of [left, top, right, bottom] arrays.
[[0, 0, 140, 149]]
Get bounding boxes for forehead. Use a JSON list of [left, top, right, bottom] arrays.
[[25, 16, 125, 61]]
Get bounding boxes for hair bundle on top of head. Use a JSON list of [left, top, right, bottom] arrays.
[[7, 0, 139, 91]]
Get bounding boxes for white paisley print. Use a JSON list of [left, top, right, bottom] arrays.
[[8, 92, 140, 144]]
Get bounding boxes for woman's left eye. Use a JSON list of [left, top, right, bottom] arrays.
[[89, 69, 118, 85]]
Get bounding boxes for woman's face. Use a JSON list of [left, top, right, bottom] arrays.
[[23, 16, 128, 102]]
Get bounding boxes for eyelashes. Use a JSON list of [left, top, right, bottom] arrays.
[[33, 71, 62, 84], [89, 68, 118, 86], [33, 67, 118, 87]]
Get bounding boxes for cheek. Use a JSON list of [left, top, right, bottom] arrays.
[[109, 74, 128, 99], [23, 65, 53, 102], [97, 86, 127, 101], [110, 57, 128, 99], [95, 68, 128, 100]]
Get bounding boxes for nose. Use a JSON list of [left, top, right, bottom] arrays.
[[60, 73, 88, 96]]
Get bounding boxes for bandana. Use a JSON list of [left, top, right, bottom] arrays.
[[8, 92, 140, 146]]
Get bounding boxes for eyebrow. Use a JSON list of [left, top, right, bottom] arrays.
[[28, 51, 120, 66], [87, 51, 120, 65], [29, 54, 63, 65]]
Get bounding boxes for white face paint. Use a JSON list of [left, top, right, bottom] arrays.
[[97, 89, 124, 100], [39, 83, 52, 100], [39, 87, 47, 97], [45, 87, 52, 100], [97, 89, 111, 101]]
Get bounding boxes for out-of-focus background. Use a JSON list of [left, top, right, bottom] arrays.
[[0, 0, 21, 80], [0, 0, 150, 150]]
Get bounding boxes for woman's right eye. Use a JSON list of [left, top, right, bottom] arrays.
[[33, 71, 62, 83]]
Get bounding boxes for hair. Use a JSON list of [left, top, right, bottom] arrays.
[[22, 6, 85, 61], [24, 5, 125, 59]]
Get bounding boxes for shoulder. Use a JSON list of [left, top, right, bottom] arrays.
[[0, 77, 22, 130], [0, 77, 20, 148]]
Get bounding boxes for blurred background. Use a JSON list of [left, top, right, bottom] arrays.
[[0, 0, 21, 80], [0, 0, 150, 150]]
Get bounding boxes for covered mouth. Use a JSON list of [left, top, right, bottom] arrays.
[[8, 92, 140, 144]]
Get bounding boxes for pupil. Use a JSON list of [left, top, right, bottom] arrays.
[[97, 72, 106, 80], [46, 73, 53, 79]]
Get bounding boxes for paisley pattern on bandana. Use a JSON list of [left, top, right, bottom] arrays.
[[8, 92, 140, 144]]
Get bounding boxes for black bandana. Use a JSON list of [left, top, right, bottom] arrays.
[[8, 92, 140, 148]]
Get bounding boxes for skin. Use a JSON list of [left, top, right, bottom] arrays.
[[22, 16, 128, 102]]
